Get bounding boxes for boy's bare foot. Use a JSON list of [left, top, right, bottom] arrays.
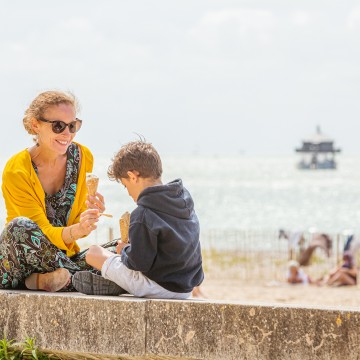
[[192, 286, 207, 299], [25, 268, 71, 292]]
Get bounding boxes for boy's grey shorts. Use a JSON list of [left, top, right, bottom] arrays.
[[101, 255, 192, 299]]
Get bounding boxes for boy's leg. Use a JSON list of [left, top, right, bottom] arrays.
[[102, 256, 192, 299], [78, 245, 192, 299], [85, 245, 116, 271], [72, 271, 126, 296], [71, 245, 127, 296]]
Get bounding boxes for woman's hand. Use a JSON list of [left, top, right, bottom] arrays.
[[116, 240, 127, 254], [78, 208, 100, 236], [86, 191, 106, 213]]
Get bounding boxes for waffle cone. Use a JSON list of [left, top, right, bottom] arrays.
[[119, 211, 131, 243], [86, 173, 99, 196]]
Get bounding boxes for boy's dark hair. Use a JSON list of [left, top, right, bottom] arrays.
[[108, 140, 163, 181]]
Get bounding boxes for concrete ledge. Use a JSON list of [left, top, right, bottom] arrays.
[[0, 290, 360, 359], [0, 291, 147, 357]]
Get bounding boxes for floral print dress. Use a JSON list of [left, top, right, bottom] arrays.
[[0, 143, 117, 290]]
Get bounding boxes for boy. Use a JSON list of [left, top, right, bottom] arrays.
[[72, 140, 204, 299]]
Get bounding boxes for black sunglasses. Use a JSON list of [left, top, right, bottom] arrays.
[[38, 117, 82, 134]]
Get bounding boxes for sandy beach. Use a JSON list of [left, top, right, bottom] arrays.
[[83, 241, 360, 308], [201, 260, 360, 308], [201, 278, 360, 309], [79, 237, 360, 308]]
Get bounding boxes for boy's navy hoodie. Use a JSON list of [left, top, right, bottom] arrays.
[[121, 178, 204, 293]]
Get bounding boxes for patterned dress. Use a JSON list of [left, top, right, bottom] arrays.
[[0, 143, 117, 290]]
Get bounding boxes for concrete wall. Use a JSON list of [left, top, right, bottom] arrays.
[[0, 290, 359, 359]]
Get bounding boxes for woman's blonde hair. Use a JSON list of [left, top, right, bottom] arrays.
[[23, 90, 80, 135]]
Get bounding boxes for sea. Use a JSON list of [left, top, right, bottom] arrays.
[[1, 154, 360, 250]]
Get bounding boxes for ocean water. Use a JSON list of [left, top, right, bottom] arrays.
[[1, 155, 359, 248]]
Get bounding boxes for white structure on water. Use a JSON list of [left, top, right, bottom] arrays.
[[295, 126, 341, 169]]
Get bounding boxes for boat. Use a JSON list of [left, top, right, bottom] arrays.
[[295, 126, 341, 169]]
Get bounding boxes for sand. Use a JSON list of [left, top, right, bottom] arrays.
[[199, 272, 360, 309], [198, 248, 360, 308], [201, 278, 360, 308]]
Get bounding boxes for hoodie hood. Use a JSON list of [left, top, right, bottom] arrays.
[[137, 179, 194, 219]]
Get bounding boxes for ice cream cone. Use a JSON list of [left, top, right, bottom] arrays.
[[119, 211, 131, 243], [86, 173, 99, 197]]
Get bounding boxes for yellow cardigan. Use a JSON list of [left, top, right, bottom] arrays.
[[1, 142, 93, 257]]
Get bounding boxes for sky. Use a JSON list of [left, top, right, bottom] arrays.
[[1, 0, 359, 158]]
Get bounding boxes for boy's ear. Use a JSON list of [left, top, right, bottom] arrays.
[[127, 170, 140, 181]]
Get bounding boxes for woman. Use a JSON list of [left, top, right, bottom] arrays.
[[322, 251, 358, 286], [0, 90, 112, 292]]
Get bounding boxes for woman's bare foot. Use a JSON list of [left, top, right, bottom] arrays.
[[25, 268, 71, 292]]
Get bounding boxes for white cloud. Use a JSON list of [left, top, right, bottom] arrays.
[[201, 8, 274, 29], [189, 8, 276, 46], [61, 17, 93, 31], [0, 16, 152, 76], [290, 11, 311, 26], [346, 6, 360, 30]]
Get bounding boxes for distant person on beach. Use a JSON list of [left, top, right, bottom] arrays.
[[317, 251, 357, 286], [72, 140, 204, 299], [0, 90, 117, 292], [286, 260, 311, 285]]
